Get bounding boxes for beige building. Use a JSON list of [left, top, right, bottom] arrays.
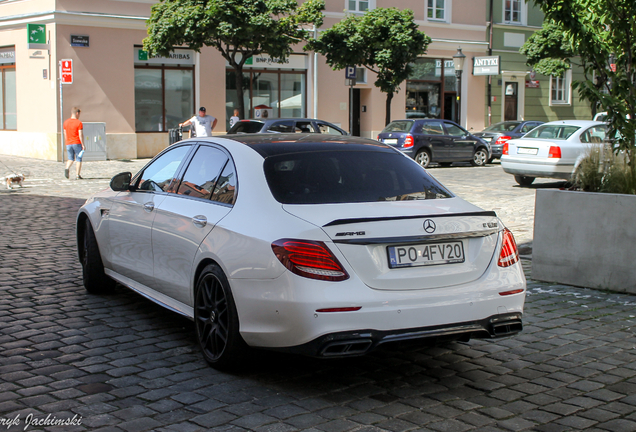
[[0, 0, 488, 161]]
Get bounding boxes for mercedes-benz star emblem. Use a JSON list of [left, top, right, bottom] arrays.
[[423, 219, 436, 234]]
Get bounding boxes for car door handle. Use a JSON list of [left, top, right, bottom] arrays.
[[143, 202, 155, 212], [192, 215, 207, 228]]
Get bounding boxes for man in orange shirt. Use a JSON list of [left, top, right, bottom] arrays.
[[63, 107, 85, 179]]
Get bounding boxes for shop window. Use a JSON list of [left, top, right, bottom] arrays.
[[135, 67, 193, 132], [226, 70, 306, 121], [0, 67, 16, 130], [427, 0, 447, 22], [504, 0, 523, 24], [347, 0, 371, 13], [550, 70, 571, 105]]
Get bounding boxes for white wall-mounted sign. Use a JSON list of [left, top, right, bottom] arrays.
[[473, 56, 500, 76], [134, 48, 195, 65]]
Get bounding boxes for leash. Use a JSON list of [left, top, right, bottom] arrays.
[[0, 158, 19, 176]]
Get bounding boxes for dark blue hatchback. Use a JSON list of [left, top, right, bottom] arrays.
[[377, 119, 491, 168]]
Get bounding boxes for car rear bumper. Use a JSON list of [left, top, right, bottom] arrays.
[[230, 256, 526, 351], [274, 312, 523, 357], [500, 156, 574, 180]]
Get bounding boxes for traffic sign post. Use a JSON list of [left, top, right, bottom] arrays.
[[345, 67, 356, 135], [59, 59, 73, 161]]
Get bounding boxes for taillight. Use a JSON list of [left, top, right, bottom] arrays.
[[495, 135, 512, 145], [503, 142, 509, 155], [272, 239, 349, 281], [548, 146, 561, 158], [498, 228, 519, 268], [403, 135, 414, 148]]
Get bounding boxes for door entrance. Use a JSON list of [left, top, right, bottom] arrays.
[[350, 88, 361, 136], [504, 82, 518, 121], [443, 93, 457, 123]]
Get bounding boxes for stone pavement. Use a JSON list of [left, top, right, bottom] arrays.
[[3, 155, 636, 432]]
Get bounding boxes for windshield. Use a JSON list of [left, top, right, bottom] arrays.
[[230, 121, 264, 134], [264, 150, 453, 204], [524, 125, 581, 140], [484, 122, 520, 132], [382, 121, 414, 133]]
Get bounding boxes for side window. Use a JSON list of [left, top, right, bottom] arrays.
[[295, 121, 315, 133], [420, 121, 444, 135], [177, 146, 228, 200], [317, 122, 344, 135], [138, 145, 190, 192], [268, 121, 295, 133], [586, 126, 606, 143], [212, 161, 237, 205], [444, 122, 467, 137], [520, 123, 534, 134]]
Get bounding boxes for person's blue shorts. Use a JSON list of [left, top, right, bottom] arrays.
[[66, 144, 84, 162]]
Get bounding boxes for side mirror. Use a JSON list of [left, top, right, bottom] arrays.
[[110, 172, 132, 191]]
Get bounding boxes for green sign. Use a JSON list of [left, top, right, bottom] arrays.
[[138, 50, 148, 61], [27, 24, 46, 44], [245, 57, 253, 65]]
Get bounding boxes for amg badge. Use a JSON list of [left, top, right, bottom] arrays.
[[335, 231, 366, 237]]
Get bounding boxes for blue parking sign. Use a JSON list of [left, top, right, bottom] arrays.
[[345, 66, 356, 79]]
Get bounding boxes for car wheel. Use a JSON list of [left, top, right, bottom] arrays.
[[414, 149, 431, 168], [80, 218, 116, 294], [471, 148, 488, 166], [194, 264, 247, 369], [514, 175, 535, 186]]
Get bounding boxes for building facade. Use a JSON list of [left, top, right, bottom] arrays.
[[485, 0, 592, 126], [0, 0, 489, 161]]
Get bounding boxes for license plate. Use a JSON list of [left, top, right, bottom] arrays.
[[387, 241, 465, 268], [517, 147, 538, 155], [383, 138, 398, 144]]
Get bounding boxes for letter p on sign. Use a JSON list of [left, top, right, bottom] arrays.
[[61, 59, 73, 84]]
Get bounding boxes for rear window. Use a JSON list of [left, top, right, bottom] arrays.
[[230, 121, 264, 134], [525, 125, 580, 140], [264, 150, 453, 204], [382, 121, 414, 133], [484, 122, 519, 132]]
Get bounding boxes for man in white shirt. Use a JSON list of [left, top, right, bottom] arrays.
[[180, 107, 217, 137]]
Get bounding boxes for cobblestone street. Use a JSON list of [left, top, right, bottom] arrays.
[[1, 155, 635, 432]]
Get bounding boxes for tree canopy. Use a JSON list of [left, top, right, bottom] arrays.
[[144, 0, 325, 120], [308, 8, 431, 126], [521, 0, 636, 162]]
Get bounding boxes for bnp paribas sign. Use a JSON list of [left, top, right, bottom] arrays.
[[473, 56, 500, 76], [27, 24, 48, 50]]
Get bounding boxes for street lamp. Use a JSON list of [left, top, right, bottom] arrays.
[[453, 47, 466, 126]]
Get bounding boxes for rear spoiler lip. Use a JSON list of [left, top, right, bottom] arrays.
[[323, 211, 498, 227], [332, 228, 499, 245]]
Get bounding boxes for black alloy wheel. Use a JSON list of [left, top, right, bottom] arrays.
[[81, 218, 115, 294], [194, 264, 246, 369]]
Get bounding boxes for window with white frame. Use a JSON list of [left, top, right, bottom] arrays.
[[355, 68, 366, 84], [550, 70, 572, 105], [427, 0, 446, 21], [347, 0, 369, 13], [504, 0, 522, 23]]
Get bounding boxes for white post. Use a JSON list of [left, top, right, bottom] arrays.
[[59, 60, 64, 162]]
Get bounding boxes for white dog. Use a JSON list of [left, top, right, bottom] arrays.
[[5, 173, 25, 189]]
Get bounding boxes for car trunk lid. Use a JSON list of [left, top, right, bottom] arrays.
[[283, 199, 501, 291]]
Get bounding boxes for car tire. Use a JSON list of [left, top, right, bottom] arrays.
[[194, 263, 248, 370], [514, 175, 535, 186], [471, 148, 488, 166], [80, 218, 116, 294], [414, 149, 431, 168]]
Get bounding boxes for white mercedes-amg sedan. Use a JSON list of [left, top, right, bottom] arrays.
[[76, 134, 526, 369]]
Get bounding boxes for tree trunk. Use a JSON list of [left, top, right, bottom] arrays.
[[234, 65, 246, 120], [385, 92, 393, 126]]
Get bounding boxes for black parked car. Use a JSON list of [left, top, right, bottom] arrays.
[[473, 120, 544, 161], [227, 118, 348, 135], [377, 119, 491, 168]]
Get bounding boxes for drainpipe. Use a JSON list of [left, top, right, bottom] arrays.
[[488, 0, 493, 126], [313, 27, 318, 118]]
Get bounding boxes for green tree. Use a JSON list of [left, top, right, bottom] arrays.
[[520, 1, 636, 163], [308, 8, 431, 126], [143, 0, 325, 120]]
